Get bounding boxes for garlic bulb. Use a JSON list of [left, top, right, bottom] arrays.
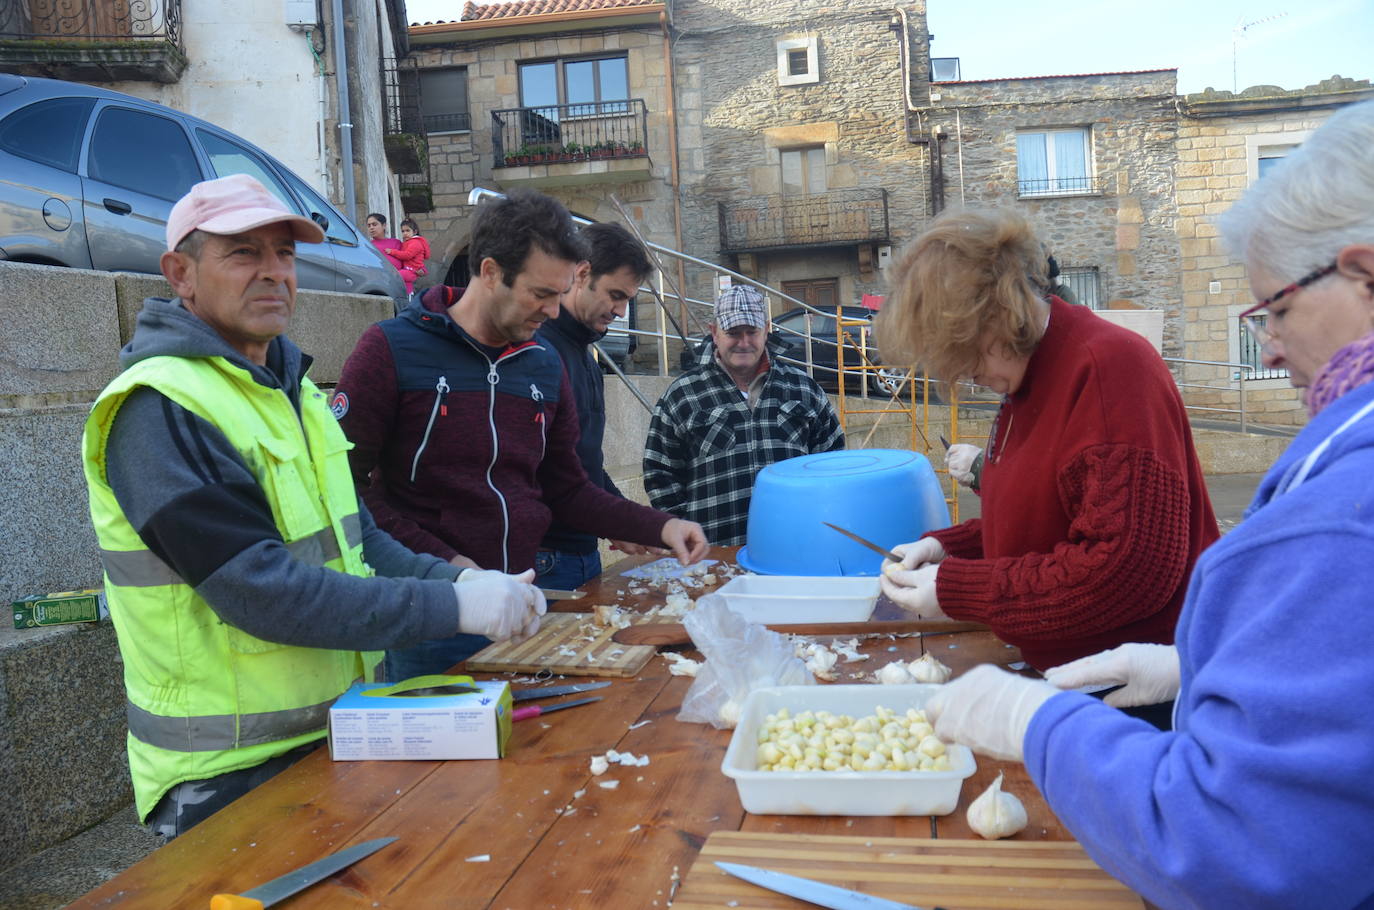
[[966, 771, 1028, 839], [907, 653, 952, 684], [801, 644, 839, 681], [876, 660, 916, 685]]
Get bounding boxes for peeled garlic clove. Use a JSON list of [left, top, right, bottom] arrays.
[[876, 660, 916, 685], [966, 771, 1028, 839], [908, 653, 952, 684]]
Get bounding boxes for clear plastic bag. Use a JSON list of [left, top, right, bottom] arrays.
[[677, 594, 814, 729]]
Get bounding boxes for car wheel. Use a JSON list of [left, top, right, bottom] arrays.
[[870, 367, 907, 397]]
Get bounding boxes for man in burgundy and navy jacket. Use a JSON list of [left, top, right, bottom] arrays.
[[335, 189, 708, 680]]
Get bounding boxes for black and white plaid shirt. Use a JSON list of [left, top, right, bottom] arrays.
[[643, 348, 845, 546]]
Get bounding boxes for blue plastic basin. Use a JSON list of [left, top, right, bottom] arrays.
[[737, 449, 951, 576]]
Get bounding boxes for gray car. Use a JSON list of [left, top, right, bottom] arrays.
[[0, 73, 406, 310]]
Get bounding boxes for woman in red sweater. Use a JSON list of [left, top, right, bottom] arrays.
[[876, 208, 1218, 682], [385, 218, 430, 296]]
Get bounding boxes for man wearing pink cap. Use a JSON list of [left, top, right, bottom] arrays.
[[80, 174, 544, 838]]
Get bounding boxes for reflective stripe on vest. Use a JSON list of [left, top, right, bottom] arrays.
[[99, 514, 363, 586], [126, 696, 337, 752]]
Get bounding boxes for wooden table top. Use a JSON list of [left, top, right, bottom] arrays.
[[70, 548, 1088, 909]]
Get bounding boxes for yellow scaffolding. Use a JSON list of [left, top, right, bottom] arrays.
[[832, 310, 961, 523]]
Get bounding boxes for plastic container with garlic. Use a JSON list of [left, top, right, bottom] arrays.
[[721, 684, 976, 816]]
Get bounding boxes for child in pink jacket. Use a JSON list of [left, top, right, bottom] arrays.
[[385, 218, 430, 296]]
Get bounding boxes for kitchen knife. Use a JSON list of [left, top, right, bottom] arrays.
[[512, 681, 611, 702], [210, 837, 396, 909], [715, 861, 941, 910], [512, 696, 601, 722], [822, 521, 904, 564], [539, 588, 586, 600], [939, 434, 951, 451]]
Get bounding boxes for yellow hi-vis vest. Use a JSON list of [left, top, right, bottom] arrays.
[[82, 353, 381, 820]]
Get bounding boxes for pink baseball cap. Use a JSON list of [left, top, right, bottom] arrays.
[[166, 173, 325, 252]]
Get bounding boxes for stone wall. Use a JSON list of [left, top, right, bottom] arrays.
[[1175, 77, 1374, 426], [671, 0, 931, 305], [927, 71, 1184, 352]]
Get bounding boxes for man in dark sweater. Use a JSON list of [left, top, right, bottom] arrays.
[[335, 190, 708, 680], [535, 222, 661, 589]]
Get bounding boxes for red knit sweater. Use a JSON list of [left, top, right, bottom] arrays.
[[931, 299, 1219, 670]]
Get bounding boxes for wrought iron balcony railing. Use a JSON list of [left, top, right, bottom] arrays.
[[491, 99, 648, 168], [380, 57, 429, 175], [719, 188, 890, 253], [0, 0, 181, 43], [1017, 176, 1100, 197], [0, 0, 185, 82]]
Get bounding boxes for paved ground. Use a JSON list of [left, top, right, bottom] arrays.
[[0, 473, 1266, 910]]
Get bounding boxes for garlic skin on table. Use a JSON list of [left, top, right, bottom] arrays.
[[907, 653, 952, 684], [966, 771, 1028, 839]]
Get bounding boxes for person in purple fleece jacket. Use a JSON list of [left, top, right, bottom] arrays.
[[924, 99, 1374, 909], [335, 189, 708, 680]]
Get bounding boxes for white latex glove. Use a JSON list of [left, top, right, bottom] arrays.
[[879, 562, 947, 620], [883, 537, 946, 573], [925, 664, 1061, 762], [945, 444, 983, 488], [453, 568, 547, 641], [1043, 643, 1181, 708]]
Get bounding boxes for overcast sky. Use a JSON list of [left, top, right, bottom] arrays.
[[402, 0, 1371, 94]]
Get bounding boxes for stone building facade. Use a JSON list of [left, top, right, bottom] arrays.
[[924, 71, 1183, 349], [406, 0, 679, 299], [670, 0, 930, 314], [1174, 77, 1374, 425]]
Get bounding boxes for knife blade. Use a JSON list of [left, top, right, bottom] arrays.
[[539, 588, 586, 600], [715, 862, 940, 910], [939, 434, 951, 451], [512, 696, 601, 722], [512, 681, 611, 702], [822, 522, 904, 564], [210, 837, 396, 909]]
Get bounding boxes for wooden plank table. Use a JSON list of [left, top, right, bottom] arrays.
[[69, 547, 1128, 909]]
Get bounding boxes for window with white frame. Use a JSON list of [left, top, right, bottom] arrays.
[[1017, 128, 1093, 196], [419, 67, 470, 134], [777, 36, 819, 86], [1245, 129, 1311, 184], [780, 146, 827, 195]]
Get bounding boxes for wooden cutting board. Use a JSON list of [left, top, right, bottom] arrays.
[[465, 612, 656, 678], [671, 831, 1144, 909]]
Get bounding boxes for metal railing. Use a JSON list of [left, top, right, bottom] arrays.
[[719, 188, 889, 253], [1018, 176, 1099, 197], [1164, 356, 1255, 432], [381, 57, 423, 136], [0, 0, 181, 44], [490, 100, 648, 168], [1236, 315, 1290, 380]]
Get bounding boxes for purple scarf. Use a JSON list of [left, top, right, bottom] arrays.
[[1308, 331, 1374, 417]]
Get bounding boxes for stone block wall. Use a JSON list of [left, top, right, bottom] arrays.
[[1174, 78, 1374, 426], [672, 0, 931, 304], [927, 71, 1183, 352]]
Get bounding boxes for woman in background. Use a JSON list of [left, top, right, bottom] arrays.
[[365, 212, 400, 255], [385, 218, 430, 298]]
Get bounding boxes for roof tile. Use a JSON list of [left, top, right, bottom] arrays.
[[459, 0, 658, 22]]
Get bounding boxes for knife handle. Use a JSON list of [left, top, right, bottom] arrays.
[[210, 895, 265, 910], [512, 704, 542, 722]]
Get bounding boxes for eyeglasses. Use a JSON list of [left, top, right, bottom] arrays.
[[1239, 261, 1338, 349]]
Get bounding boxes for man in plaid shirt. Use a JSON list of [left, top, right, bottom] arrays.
[[643, 286, 845, 545]]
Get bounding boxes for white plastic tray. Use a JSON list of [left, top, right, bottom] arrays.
[[715, 575, 879, 624], [721, 684, 976, 816]]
